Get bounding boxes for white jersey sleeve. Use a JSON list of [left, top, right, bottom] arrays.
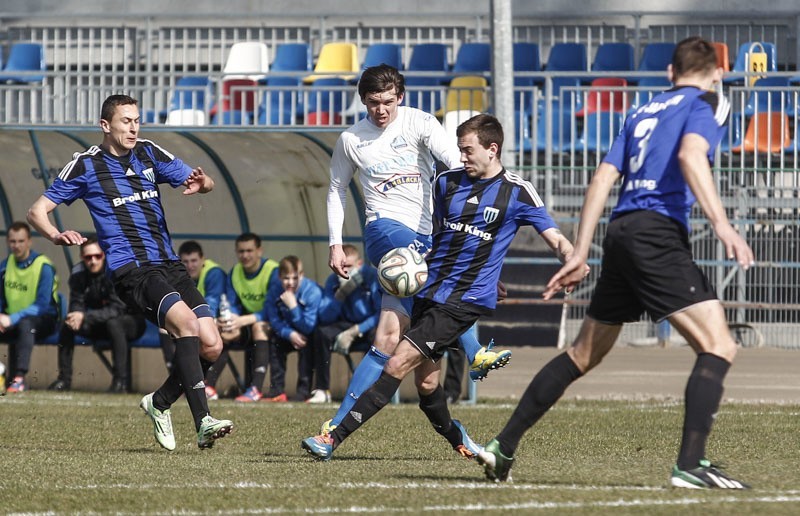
[[328, 134, 356, 246], [420, 112, 462, 169]]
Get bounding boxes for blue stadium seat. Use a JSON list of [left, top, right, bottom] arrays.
[[405, 43, 450, 112], [579, 111, 624, 154], [731, 42, 778, 74], [361, 43, 403, 70], [270, 43, 312, 72], [638, 42, 676, 72], [258, 76, 301, 125], [536, 104, 576, 153], [720, 112, 743, 153], [452, 42, 491, 74], [592, 42, 635, 73], [0, 42, 46, 83], [513, 42, 541, 115], [169, 76, 213, 112], [545, 43, 587, 72], [743, 76, 792, 116], [305, 77, 348, 125]]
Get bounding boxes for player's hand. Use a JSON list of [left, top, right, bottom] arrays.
[[543, 255, 590, 300], [280, 290, 298, 309], [182, 167, 209, 195], [0, 313, 11, 332], [329, 244, 349, 279], [333, 324, 360, 354], [65, 311, 85, 331], [716, 224, 755, 270], [289, 331, 307, 349], [496, 280, 507, 302], [51, 230, 87, 246]]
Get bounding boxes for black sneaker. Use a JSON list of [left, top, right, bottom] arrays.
[[47, 379, 71, 391], [670, 459, 750, 489]]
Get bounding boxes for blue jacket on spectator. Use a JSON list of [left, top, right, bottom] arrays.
[[318, 265, 381, 335], [265, 276, 322, 341]]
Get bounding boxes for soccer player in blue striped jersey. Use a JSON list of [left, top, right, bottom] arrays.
[[27, 94, 233, 451], [302, 114, 579, 461], [478, 37, 754, 488]]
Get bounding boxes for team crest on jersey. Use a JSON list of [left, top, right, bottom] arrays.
[[483, 206, 500, 224], [390, 136, 408, 151], [142, 168, 155, 183]]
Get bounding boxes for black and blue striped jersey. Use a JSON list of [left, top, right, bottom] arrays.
[[604, 86, 729, 229], [419, 168, 557, 312], [44, 139, 193, 272]]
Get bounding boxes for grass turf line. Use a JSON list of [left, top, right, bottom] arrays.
[[1, 392, 798, 514]]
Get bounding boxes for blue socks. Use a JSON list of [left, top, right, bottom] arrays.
[[331, 345, 392, 426], [458, 324, 481, 364]]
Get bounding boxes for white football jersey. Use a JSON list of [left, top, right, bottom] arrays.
[[328, 106, 461, 246]]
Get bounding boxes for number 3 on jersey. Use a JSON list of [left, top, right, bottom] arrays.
[[629, 118, 658, 173]]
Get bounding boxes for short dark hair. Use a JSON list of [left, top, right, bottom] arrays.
[[8, 221, 31, 237], [80, 235, 99, 251], [456, 114, 504, 157], [279, 255, 303, 276], [671, 37, 718, 78], [358, 64, 405, 100], [178, 240, 204, 257], [235, 232, 261, 248], [101, 94, 138, 122]]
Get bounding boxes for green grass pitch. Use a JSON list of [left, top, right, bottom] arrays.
[[2, 392, 799, 514]]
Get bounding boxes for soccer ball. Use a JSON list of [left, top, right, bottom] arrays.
[[377, 247, 428, 298]]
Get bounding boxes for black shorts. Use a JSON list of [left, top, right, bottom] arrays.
[[587, 211, 717, 324], [112, 261, 211, 327], [403, 298, 481, 361]]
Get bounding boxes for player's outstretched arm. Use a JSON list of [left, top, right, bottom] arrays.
[[27, 196, 87, 246], [182, 167, 214, 195], [328, 244, 349, 279], [678, 133, 755, 270], [543, 163, 620, 299]]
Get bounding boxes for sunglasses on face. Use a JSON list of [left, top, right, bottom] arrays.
[[83, 253, 104, 262]]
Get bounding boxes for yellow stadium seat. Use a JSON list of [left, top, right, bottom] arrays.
[[435, 76, 488, 117], [303, 42, 359, 84]]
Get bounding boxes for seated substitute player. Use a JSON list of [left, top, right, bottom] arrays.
[[0, 221, 59, 393], [49, 236, 146, 393], [205, 232, 279, 402], [302, 114, 579, 461], [263, 255, 322, 402], [476, 37, 754, 489], [157, 240, 226, 395], [308, 244, 381, 403], [323, 64, 511, 445], [27, 94, 233, 451]]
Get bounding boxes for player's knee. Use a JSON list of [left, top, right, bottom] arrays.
[[373, 330, 401, 355], [414, 374, 438, 395], [704, 337, 738, 363]]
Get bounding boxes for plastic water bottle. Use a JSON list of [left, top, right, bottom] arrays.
[[219, 293, 232, 322], [0, 360, 6, 394]]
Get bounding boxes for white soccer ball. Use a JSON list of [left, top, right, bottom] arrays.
[[377, 247, 428, 298]]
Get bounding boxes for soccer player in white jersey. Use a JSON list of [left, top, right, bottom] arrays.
[[323, 64, 510, 458]]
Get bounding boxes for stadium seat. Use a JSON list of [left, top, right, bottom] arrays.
[[0, 42, 46, 83], [168, 76, 213, 112], [223, 41, 270, 81], [743, 76, 792, 116], [731, 42, 778, 73], [405, 43, 450, 112], [513, 42, 541, 115], [544, 43, 588, 73], [637, 42, 676, 73], [712, 42, 730, 71], [576, 77, 629, 117], [209, 78, 258, 124], [733, 112, 791, 153], [361, 43, 403, 71], [304, 42, 359, 84], [578, 111, 624, 154], [258, 75, 301, 125], [540, 77, 583, 114], [535, 104, 576, 153], [720, 112, 743, 153], [443, 109, 482, 139], [452, 42, 491, 74], [435, 75, 487, 117], [592, 42, 635, 73], [305, 76, 348, 125], [270, 43, 312, 72], [165, 109, 207, 126]]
